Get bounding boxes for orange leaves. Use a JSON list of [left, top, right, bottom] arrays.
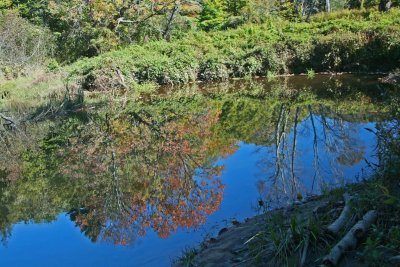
[[49, 105, 238, 246]]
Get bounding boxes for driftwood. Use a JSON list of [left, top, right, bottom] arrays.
[[326, 193, 353, 235], [323, 210, 378, 267], [389, 255, 400, 264], [379, 70, 400, 84], [300, 229, 310, 267]]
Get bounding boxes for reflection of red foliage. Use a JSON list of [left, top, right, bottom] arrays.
[[63, 108, 236, 245]]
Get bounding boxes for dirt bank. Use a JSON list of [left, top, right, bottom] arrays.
[[174, 184, 400, 267]]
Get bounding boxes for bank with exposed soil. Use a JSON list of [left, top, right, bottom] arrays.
[[175, 177, 400, 267]]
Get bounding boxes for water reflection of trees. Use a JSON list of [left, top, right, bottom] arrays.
[[0, 77, 397, 245], [257, 103, 372, 206], [0, 106, 237, 245], [53, 109, 234, 244]]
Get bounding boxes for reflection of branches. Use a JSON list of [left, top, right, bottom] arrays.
[[309, 105, 321, 192], [0, 112, 38, 181], [374, 119, 400, 175], [269, 104, 299, 204], [110, 149, 129, 214], [60, 109, 228, 245], [291, 107, 300, 194], [273, 104, 285, 195], [258, 103, 371, 207]]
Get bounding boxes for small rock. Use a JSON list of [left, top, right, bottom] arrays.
[[209, 237, 217, 243], [232, 220, 240, 226]]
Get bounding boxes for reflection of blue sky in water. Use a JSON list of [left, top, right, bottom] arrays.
[[254, 116, 376, 206], [0, 117, 377, 267]]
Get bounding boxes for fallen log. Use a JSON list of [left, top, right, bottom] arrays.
[[323, 210, 378, 267], [326, 193, 353, 235], [389, 255, 400, 264], [300, 229, 310, 267]]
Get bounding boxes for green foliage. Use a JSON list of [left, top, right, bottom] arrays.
[[1, 0, 204, 62], [306, 69, 316, 78], [225, 0, 249, 16], [276, 0, 300, 21], [0, 0, 12, 9], [175, 247, 198, 267], [1, 0, 399, 63], [198, 0, 228, 31], [67, 8, 400, 88]]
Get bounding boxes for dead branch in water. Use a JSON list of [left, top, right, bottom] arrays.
[[323, 210, 378, 267]]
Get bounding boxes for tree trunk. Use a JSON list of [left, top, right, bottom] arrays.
[[163, 1, 180, 41], [326, 0, 331, 12], [379, 0, 392, 11]]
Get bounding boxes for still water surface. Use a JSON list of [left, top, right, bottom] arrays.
[[0, 75, 394, 266]]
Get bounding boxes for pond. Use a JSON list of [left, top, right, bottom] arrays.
[[0, 75, 397, 267]]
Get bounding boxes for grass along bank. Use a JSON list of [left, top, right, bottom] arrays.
[[0, 70, 64, 111], [174, 180, 400, 266], [67, 8, 400, 92]]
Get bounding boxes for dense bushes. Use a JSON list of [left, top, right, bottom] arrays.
[[67, 8, 400, 90], [0, 10, 54, 79]]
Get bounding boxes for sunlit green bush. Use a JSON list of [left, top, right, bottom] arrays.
[[68, 8, 400, 89]]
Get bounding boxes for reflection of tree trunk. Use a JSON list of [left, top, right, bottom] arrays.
[[309, 105, 320, 192], [110, 149, 127, 214], [291, 107, 300, 194], [273, 104, 285, 185], [281, 107, 291, 196], [272, 104, 294, 200], [104, 115, 129, 215]]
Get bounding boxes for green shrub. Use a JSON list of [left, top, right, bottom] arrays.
[[67, 8, 400, 89]]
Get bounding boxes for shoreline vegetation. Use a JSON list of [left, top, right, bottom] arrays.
[[174, 177, 400, 266], [68, 9, 400, 89], [0, 9, 399, 113], [1, 2, 400, 267]]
